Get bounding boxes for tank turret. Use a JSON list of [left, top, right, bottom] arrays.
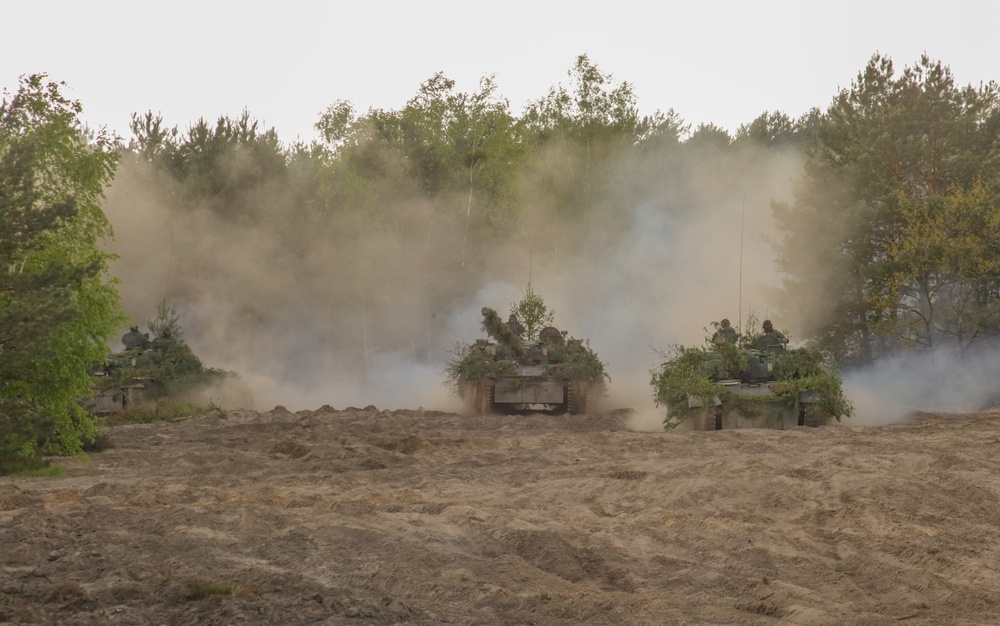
[[447, 305, 608, 416]]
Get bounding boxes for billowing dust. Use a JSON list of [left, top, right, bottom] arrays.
[[100, 137, 1000, 423], [99, 141, 802, 416], [3, 407, 999, 624]]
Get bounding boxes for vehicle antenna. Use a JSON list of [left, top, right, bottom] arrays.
[[164, 218, 176, 303], [739, 197, 745, 338]]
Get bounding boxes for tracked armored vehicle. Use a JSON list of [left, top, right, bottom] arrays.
[[86, 350, 163, 413], [85, 334, 230, 414], [449, 307, 608, 415], [651, 323, 852, 430]]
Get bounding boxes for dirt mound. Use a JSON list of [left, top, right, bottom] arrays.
[[2, 407, 1000, 624]]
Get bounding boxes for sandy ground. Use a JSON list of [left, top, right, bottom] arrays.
[[2, 405, 1000, 625]]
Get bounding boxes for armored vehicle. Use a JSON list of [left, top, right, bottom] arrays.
[[449, 307, 608, 415], [85, 335, 227, 414], [86, 350, 162, 414], [651, 323, 852, 430]]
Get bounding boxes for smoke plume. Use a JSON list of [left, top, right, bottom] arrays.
[[101, 141, 803, 413], [103, 137, 996, 425]]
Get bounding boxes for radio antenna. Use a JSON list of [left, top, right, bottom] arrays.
[[739, 197, 745, 337]]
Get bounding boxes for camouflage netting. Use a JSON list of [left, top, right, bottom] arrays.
[[445, 308, 609, 394], [92, 340, 234, 403], [480, 307, 525, 357], [651, 341, 853, 428]]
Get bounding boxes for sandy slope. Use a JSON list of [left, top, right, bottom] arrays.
[[2, 406, 1000, 625]]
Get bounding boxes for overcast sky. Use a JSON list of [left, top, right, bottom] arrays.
[[3, 1, 999, 144]]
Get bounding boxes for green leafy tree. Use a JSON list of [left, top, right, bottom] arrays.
[[510, 284, 554, 342], [0, 74, 125, 457], [772, 54, 1000, 363], [888, 183, 1000, 348], [136, 109, 288, 223], [128, 110, 179, 163], [734, 111, 800, 147], [0, 141, 78, 456], [311, 76, 527, 362], [684, 123, 732, 151], [331, 74, 526, 244], [147, 300, 185, 341], [447, 75, 526, 250], [521, 55, 645, 215]]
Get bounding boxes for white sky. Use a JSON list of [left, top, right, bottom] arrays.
[[3, 1, 999, 144]]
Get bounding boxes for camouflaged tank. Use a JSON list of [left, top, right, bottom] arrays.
[[448, 307, 608, 415], [86, 334, 227, 413], [651, 323, 852, 430]]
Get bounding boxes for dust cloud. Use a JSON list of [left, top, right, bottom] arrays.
[[101, 143, 802, 413], [101, 139, 974, 424], [844, 343, 1000, 425]]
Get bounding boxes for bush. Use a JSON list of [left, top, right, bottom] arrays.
[[102, 399, 207, 425], [0, 455, 63, 477]]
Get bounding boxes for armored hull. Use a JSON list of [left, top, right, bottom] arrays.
[[686, 379, 829, 430]]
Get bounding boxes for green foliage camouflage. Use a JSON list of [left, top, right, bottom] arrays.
[[510, 283, 554, 342], [94, 342, 231, 400], [103, 398, 209, 426], [93, 305, 237, 407], [651, 332, 853, 429], [650, 348, 727, 419], [147, 300, 185, 342], [445, 307, 608, 393]]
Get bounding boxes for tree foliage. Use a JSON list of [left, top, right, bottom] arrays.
[[98, 324, 231, 402], [734, 111, 800, 147], [445, 306, 608, 398], [510, 283, 554, 342], [0, 74, 125, 457], [102, 51, 1000, 388], [146, 300, 184, 341], [129, 109, 288, 222], [772, 54, 1000, 363], [521, 54, 646, 216]]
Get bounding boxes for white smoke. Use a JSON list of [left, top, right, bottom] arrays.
[[843, 343, 1000, 425]]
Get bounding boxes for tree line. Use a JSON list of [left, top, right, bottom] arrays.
[[773, 55, 1000, 364], [2, 52, 999, 456]]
